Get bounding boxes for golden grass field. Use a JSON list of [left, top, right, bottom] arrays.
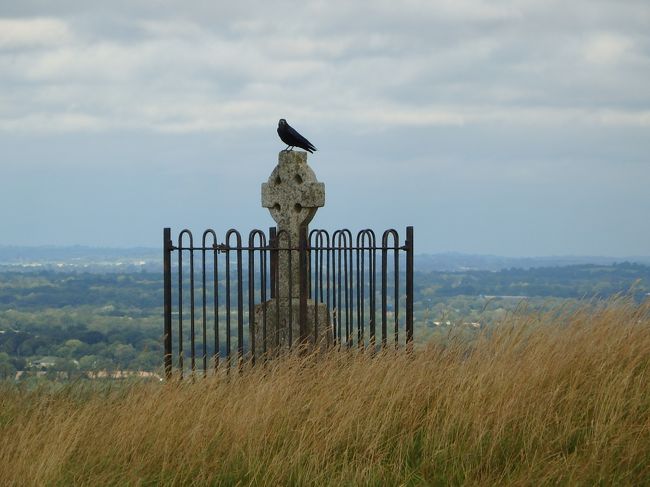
[[1, 299, 649, 486]]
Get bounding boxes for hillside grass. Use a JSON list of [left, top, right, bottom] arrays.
[[1, 299, 649, 486]]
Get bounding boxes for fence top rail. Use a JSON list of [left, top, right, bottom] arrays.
[[166, 227, 412, 252], [170, 244, 409, 252]]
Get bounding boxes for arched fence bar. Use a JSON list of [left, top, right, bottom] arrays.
[[163, 226, 413, 378]]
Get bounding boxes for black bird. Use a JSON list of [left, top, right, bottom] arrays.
[[277, 119, 317, 153]]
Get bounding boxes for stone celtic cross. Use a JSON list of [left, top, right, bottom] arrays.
[[262, 151, 324, 242], [262, 151, 324, 297], [253, 150, 330, 353]]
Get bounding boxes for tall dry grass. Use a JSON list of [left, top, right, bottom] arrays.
[[1, 299, 649, 486]]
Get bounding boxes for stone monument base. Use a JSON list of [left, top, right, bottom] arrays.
[[252, 298, 331, 356]]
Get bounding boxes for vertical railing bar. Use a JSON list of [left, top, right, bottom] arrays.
[[347, 232, 354, 348], [358, 233, 372, 347], [177, 230, 194, 379], [163, 228, 172, 379], [248, 232, 256, 366], [362, 232, 367, 347], [260, 235, 268, 359], [362, 233, 366, 347], [288, 232, 293, 348], [189, 246, 196, 376], [274, 233, 280, 350], [332, 230, 352, 348], [316, 232, 326, 346], [268, 227, 278, 353], [236, 238, 244, 369], [381, 237, 388, 349], [202, 230, 217, 375], [369, 231, 376, 350], [213, 242, 219, 372], [394, 235, 400, 348], [335, 238, 342, 345], [325, 233, 331, 346], [343, 236, 352, 347], [406, 226, 414, 348], [308, 230, 330, 345], [178, 240, 183, 378], [225, 243, 232, 371], [356, 240, 360, 347], [224, 230, 244, 371], [313, 233, 319, 343], [201, 245, 207, 377], [308, 233, 313, 299], [246, 230, 267, 366], [299, 229, 309, 346], [269, 227, 277, 300], [319, 236, 324, 305]]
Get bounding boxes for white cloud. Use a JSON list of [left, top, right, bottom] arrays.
[[584, 33, 633, 64], [0, 1, 649, 133], [0, 112, 108, 132], [0, 18, 72, 48]]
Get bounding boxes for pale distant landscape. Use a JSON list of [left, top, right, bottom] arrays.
[[1, 246, 649, 381]]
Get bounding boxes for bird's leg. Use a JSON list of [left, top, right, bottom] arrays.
[[284, 145, 291, 152]]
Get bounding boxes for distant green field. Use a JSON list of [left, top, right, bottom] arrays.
[[0, 263, 648, 380]]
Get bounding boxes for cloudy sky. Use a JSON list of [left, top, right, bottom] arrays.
[[1, 0, 649, 256]]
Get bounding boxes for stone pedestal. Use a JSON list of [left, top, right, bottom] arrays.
[[253, 299, 330, 356], [252, 150, 332, 354]]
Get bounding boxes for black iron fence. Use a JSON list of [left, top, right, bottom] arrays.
[[163, 226, 413, 378]]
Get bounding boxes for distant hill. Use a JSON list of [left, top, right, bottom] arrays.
[[415, 252, 650, 272], [1, 245, 649, 273], [0, 245, 159, 272]]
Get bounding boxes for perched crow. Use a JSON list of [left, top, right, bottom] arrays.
[[277, 119, 317, 153]]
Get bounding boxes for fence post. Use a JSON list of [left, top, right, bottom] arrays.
[[163, 227, 173, 379], [405, 226, 414, 347]]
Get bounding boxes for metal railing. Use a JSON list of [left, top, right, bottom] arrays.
[[163, 226, 413, 378]]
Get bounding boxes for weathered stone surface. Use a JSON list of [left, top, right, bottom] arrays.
[[261, 151, 325, 298], [261, 151, 325, 238], [252, 299, 331, 356], [254, 150, 331, 354]]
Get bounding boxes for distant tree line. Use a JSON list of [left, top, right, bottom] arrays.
[[0, 262, 648, 380]]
